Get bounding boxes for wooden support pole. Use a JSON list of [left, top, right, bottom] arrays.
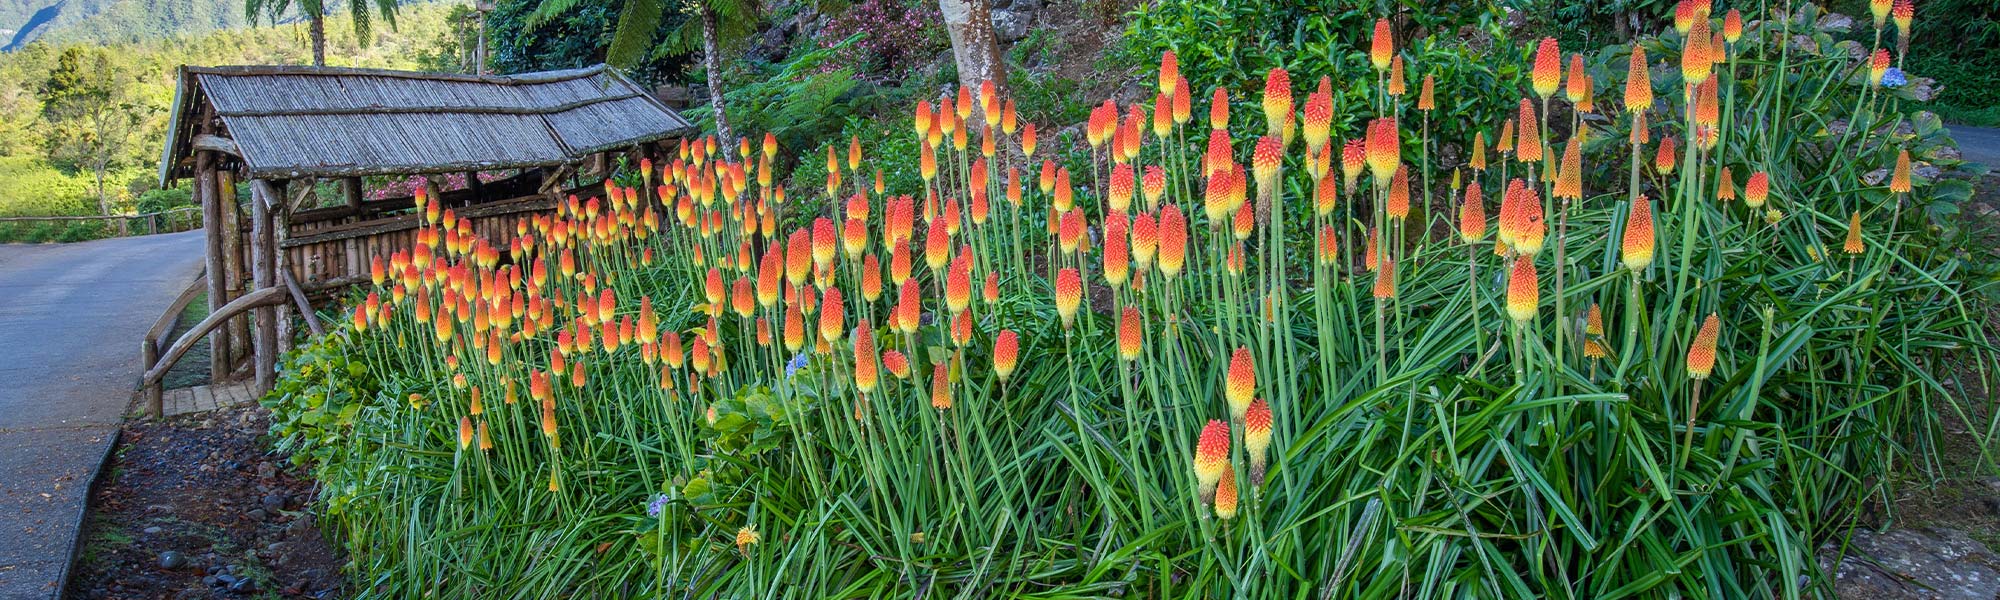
[[197, 150, 230, 382], [219, 170, 248, 371], [464, 171, 484, 203], [250, 179, 279, 395], [343, 177, 363, 209]]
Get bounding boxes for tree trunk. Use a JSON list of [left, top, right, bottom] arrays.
[[700, 5, 734, 146], [939, 0, 1007, 118], [309, 14, 327, 66]]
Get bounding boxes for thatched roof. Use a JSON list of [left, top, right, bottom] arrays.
[[159, 64, 694, 185]]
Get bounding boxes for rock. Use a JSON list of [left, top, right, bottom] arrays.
[[143, 526, 163, 535], [1821, 527, 2000, 599], [159, 551, 188, 570], [246, 509, 267, 521], [228, 576, 258, 594], [256, 461, 276, 480], [202, 575, 219, 587], [261, 493, 286, 513], [992, 9, 1032, 43]]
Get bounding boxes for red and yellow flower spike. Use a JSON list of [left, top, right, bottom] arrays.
[[1683, 19, 1713, 84], [1302, 78, 1333, 152], [1625, 45, 1653, 113], [852, 321, 877, 394], [1372, 258, 1396, 299], [1225, 347, 1255, 420], [1213, 464, 1239, 520], [1891, 150, 1913, 194], [1506, 255, 1539, 324], [1845, 211, 1866, 254], [1157, 204, 1189, 278], [1370, 18, 1394, 71], [1418, 73, 1437, 111], [1365, 117, 1400, 184], [1054, 268, 1082, 328], [930, 359, 952, 410], [1654, 136, 1678, 174], [1514, 100, 1542, 164], [1387, 165, 1412, 220], [993, 329, 1020, 382], [1554, 135, 1583, 200], [1262, 67, 1292, 138], [1687, 313, 1720, 380], [1117, 306, 1143, 361], [1208, 87, 1229, 131], [1583, 304, 1608, 359], [1193, 419, 1230, 501], [1622, 194, 1656, 273], [882, 349, 910, 380], [1244, 398, 1272, 487], [1745, 171, 1771, 208], [1532, 37, 1562, 98], [1565, 54, 1588, 104], [1460, 180, 1487, 243]]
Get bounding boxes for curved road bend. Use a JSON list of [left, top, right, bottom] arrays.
[[0, 230, 203, 599]]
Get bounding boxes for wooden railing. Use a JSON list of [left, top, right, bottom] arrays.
[[0, 206, 204, 239]]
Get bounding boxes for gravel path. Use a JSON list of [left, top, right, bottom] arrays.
[[0, 230, 204, 599]]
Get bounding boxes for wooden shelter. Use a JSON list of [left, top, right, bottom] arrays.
[[152, 64, 693, 401]]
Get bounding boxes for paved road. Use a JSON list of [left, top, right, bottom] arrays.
[[1950, 125, 2000, 171], [0, 231, 204, 600]]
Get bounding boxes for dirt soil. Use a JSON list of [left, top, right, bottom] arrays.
[[66, 404, 343, 599]]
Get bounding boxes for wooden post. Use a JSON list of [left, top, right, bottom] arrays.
[[464, 171, 484, 203], [342, 177, 363, 210], [197, 151, 231, 382], [249, 179, 279, 395], [219, 170, 248, 373], [142, 339, 161, 417]]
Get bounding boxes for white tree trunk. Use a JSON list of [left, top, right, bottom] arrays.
[[939, 0, 1007, 117], [701, 6, 735, 146]]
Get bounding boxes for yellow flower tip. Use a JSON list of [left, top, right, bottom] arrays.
[[1193, 419, 1230, 502], [736, 526, 761, 554], [458, 416, 473, 450], [1506, 255, 1539, 324], [1687, 313, 1721, 380]]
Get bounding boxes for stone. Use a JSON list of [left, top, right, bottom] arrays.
[[228, 576, 258, 594], [261, 493, 286, 513], [159, 551, 188, 570], [1821, 527, 2000, 600], [143, 526, 163, 535], [992, 9, 1032, 43], [246, 509, 267, 521], [256, 461, 277, 480]]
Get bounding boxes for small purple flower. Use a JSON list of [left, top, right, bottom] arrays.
[[1881, 67, 1907, 89], [785, 352, 810, 378], [646, 493, 669, 517]]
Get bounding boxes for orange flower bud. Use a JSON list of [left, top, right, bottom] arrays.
[[1622, 195, 1656, 273], [1244, 398, 1272, 487], [1532, 37, 1562, 98], [1193, 419, 1230, 501], [993, 329, 1020, 382], [1687, 313, 1720, 380]]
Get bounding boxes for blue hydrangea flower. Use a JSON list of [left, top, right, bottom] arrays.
[[785, 353, 810, 378], [646, 493, 669, 517], [1881, 67, 1907, 89]]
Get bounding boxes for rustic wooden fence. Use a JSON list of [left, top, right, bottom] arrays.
[[0, 206, 204, 239]]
